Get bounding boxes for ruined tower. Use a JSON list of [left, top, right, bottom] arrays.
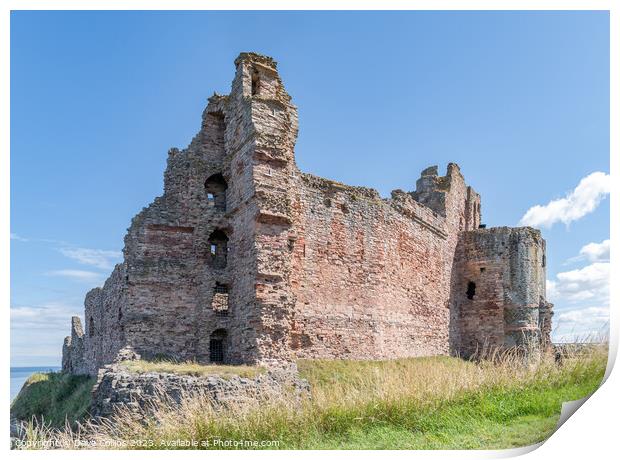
[[62, 53, 552, 375], [450, 227, 553, 358]]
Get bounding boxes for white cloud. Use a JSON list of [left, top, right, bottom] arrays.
[[11, 302, 83, 366], [556, 306, 609, 324], [547, 262, 609, 304], [10, 233, 29, 242], [58, 247, 121, 270], [548, 246, 610, 342], [10, 235, 121, 269], [579, 239, 610, 263], [11, 302, 81, 331], [546, 279, 559, 301], [46, 269, 104, 283], [519, 171, 610, 228], [553, 306, 609, 342]]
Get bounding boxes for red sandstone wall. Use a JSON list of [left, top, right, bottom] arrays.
[[288, 176, 447, 360], [82, 265, 128, 374], [451, 227, 549, 358], [285, 161, 483, 361]]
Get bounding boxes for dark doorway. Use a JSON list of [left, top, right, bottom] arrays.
[[466, 281, 476, 300], [209, 329, 227, 363]]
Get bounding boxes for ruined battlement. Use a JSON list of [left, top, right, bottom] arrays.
[[300, 167, 455, 239], [235, 52, 279, 70], [62, 53, 551, 375]]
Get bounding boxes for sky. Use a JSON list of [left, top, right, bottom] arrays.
[[10, 11, 610, 366]]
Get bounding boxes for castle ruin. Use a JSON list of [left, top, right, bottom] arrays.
[[62, 53, 553, 376]]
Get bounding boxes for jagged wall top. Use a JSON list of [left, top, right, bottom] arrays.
[[413, 163, 464, 216], [235, 52, 279, 70]]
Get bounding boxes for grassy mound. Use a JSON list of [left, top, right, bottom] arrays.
[[11, 372, 96, 428], [16, 346, 607, 450]]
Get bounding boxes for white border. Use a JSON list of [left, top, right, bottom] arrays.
[[2, 2, 616, 459]]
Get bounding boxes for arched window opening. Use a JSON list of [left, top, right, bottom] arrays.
[[210, 329, 227, 364], [89, 316, 96, 337], [208, 229, 229, 269], [466, 281, 476, 300], [251, 69, 260, 96], [205, 173, 228, 211], [212, 282, 229, 316]]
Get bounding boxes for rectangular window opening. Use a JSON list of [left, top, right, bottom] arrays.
[[212, 283, 229, 316]]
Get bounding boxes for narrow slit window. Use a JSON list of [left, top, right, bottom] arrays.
[[251, 69, 260, 96]]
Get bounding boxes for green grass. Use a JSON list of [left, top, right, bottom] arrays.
[[16, 346, 607, 450], [289, 352, 604, 449], [120, 360, 265, 379], [297, 355, 471, 387], [11, 372, 96, 428], [296, 360, 601, 449], [313, 414, 559, 449]]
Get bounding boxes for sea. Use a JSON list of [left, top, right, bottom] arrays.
[[10, 366, 61, 402]]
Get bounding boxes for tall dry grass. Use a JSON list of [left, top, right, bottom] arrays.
[[13, 344, 608, 450]]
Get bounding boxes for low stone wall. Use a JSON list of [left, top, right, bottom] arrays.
[[90, 363, 310, 419]]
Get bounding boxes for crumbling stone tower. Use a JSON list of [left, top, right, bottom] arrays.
[[450, 227, 553, 358], [62, 53, 552, 376]]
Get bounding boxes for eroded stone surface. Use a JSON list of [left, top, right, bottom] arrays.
[[61, 52, 552, 376], [450, 227, 552, 358], [90, 363, 309, 419]]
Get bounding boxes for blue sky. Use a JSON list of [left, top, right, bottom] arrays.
[[10, 11, 609, 366]]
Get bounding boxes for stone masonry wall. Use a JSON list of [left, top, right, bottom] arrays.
[[62, 316, 86, 374], [450, 227, 551, 358], [287, 164, 481, 360], [90, 363, 309, 419], [63, 53, 302, 373], [61, 52, 551, 376]]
